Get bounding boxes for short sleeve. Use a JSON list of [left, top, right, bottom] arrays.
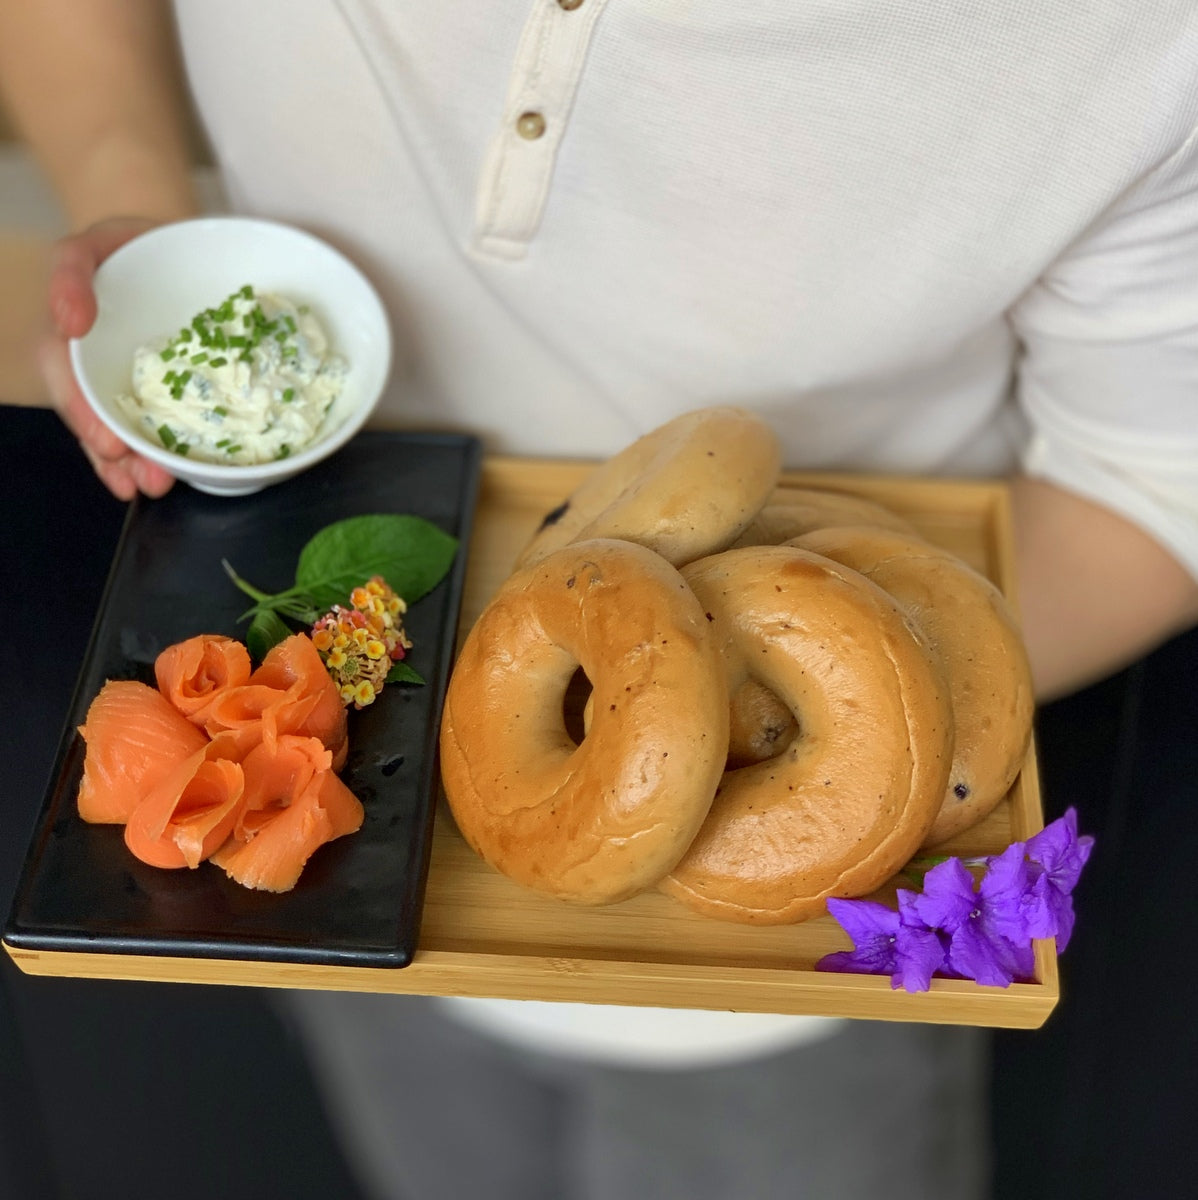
[[1011, 120, 1198, 582]]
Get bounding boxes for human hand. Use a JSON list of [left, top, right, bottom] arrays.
[[39, 217, 177, 500]]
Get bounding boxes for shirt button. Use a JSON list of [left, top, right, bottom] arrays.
[[558, 0, 585, 9], [516, 111, 547, 140]]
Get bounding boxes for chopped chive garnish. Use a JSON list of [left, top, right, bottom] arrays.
[[174, 443, 190, 457], [157, 424, 177, 448], [169, 369, 192, 400], [275, 444, 291, 460], [190, 352, 208, 365], [282, 387, 295, 402], [227, 334, 247, 348], [283, 315, 297, 333], [216, 438, 232, 448], [239, 284, 253, 299], [208, 356, 227, 368], [224, 444, 242, 455], [213, 406, 228, 417], [160, 347, 176, 362]]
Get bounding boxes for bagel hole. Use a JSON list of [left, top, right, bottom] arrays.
[[726, 679, 800, 770], [562, 666, 593, 746]]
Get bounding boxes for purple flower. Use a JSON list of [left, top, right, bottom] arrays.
[[818, 899, 902, 979], [817, 898, 948, 992], [892, 920, 949, 993], [1022, 807, 1094, 950], [902, 852, 1034, 988], [815, 808, 1094, 992]]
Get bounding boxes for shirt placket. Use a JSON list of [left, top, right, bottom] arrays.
[[473, 0, 610, 260]]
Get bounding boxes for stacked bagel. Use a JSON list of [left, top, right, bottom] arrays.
[[439, 408, 1033, 924]]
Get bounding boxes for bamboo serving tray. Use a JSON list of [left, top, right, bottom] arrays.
[[5, 457, 1057, 1028]]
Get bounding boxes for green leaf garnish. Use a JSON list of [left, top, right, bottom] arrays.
[[246, 610, 293, 663], [386, 661, 425, 686], [223, 514, 458, 658], [295, 515, 458, 609]]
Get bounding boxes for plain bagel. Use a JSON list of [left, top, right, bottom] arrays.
[[792, 526, 1034, 847], [660, 545, 954, 924], [731, 488, 917, 549], [439, 538, 730, 906], [513, 407, 782, 570], [724, 488, 916, 766]]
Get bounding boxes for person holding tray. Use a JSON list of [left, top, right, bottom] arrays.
[[4, 3, 1198, 1198]]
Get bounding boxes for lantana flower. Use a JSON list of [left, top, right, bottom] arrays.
[[816, 808, 1094, 992], [311, 575, 413, 709]]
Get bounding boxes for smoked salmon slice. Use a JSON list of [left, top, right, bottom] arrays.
[[197, 682, 316, 759], [234, 733, 333, 840], [203, 634, 349, 769], [154, 634, 252, 723], [77, 630, 365, 890], [123, 746, 246, 870], [77, 680, 209, 824], [210, 734, 364, 893], [252, 634, 348, 768]]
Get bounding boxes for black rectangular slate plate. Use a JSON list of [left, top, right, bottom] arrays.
[[4, 430, 481, 968]]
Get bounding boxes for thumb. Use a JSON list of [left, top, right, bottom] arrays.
[[49, 218, 162, 340]]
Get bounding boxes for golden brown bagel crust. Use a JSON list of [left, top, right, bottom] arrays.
[[439, 538, 730, 906], [791, 526, 1034, 847], [725, 485, 914, 769], [732, 489, 916, 548], [514, 407, 782, 569], [660, 546, 953, 924]]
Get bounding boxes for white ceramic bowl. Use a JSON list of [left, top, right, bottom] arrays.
[[70, 216, 392, 496]]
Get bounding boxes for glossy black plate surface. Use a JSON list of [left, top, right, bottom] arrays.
[[4, 430, 481, 967]]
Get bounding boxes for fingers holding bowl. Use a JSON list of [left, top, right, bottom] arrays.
[[42, 218, 176, 499]]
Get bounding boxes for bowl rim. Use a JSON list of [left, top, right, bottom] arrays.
[[67, 215, 392, 487]]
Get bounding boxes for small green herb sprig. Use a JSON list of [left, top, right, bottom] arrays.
[[223, 513, 458, 667]]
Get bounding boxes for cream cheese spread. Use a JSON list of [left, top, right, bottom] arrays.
[[115, 285, 348, 465]]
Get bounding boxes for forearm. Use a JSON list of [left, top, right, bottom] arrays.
[[0, 0, 199, 227], [1010, 475, 1198, 702]]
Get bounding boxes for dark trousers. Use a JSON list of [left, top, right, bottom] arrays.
[[990, 623, 1198, 1200]]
